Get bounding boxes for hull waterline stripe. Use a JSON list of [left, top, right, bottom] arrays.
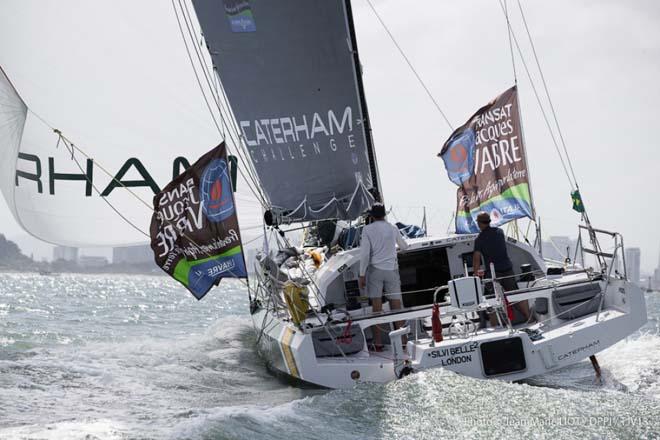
[[281, 327, 300, 378]]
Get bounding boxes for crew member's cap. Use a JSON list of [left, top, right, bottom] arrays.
[[476, 212, 491, 224], [369, 203, 386, 218]]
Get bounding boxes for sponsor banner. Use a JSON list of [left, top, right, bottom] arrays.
[[439, 86, 535, 233], [150, 143, 247, 300], [223, 0, 256, 33], [396, 222, 426, 239], [455, 182, 533, 233]]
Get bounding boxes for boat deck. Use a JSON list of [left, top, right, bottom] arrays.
[[315, 306, 626, 366]]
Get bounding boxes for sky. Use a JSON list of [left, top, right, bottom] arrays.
[[0, 0, 659, 271]]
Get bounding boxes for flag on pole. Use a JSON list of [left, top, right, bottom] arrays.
[[571, 190, 585, 213], [438, 86, 535, 233], [150, 142, 247, 299]]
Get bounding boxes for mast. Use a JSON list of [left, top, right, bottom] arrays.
[[343, 0, 383, 204], [513, 88, 537, 220]]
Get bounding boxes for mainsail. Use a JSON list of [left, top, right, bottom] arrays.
[[191, 0, 378, 222], [439, 86, 535, 233]]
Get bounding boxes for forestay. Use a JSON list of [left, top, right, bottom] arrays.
[[191, 0, 376, 222]]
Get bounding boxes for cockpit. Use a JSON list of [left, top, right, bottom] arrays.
[[313, 234, 544, 313]]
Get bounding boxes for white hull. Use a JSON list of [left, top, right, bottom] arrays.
[[250, 235, 647, 389], [251, 279, 646, 389]]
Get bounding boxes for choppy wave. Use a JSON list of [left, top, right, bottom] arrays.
[[171, 365, 660, 440], [0, 273, 659, 440]]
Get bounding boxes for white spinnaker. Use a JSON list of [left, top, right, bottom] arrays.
[[5, 106, 262, 247], [0, 2, 263, 248], [2, 108, 263, 247], [0, 67, 28, 226], [0, 78, 264, 248]]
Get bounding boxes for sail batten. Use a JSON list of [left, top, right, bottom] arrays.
[[191, 0, 377, 222]]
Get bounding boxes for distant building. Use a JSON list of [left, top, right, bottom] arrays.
[[79, 255, 108, 268], [651, 247, 660, 290], [113, 245, 153, 265], [53, 246, 78, 262], [625, 247, 641, 285]]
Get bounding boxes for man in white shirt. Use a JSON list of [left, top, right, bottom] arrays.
[[358, 203, 409, 350]]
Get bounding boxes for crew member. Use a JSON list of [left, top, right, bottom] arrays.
[[358, 203, 409, 351], [472, 212, 530, 325]]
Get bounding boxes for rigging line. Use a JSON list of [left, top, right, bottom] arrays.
[[181, 35, 267, 212], [503, 0, 518, 84], [243, 234, 263, 246], [206, 57, 225, 139], [26, 106, 254, 289], [209, 82, 265, 201], [110, 7, 236, 136], [28, 109, 153, 212], [176, 0, 265, 198], [66, 137, 251, 287], [172, 0, 266, 206], [33, 114, 251, 286], [57, 137, 150, 239], [546, 236, 570, 260], [59, 134, 152, 211], [177, 0, 222, 105], [202, 59, 264, 198], [496, 0, 575, 191], [516, 0, 579, 188], [174, 1, 268, 206], [171, 1, 224, 140], [364, 0, 454, 131], [179, 0, 236, 132], [208, 65, 264, 196], [34, 108, 260, 235], [211, 72, 232, 148]]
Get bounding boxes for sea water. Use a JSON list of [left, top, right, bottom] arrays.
[[0, 273, 658, 439]]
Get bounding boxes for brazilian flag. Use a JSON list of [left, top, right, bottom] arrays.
[[571, 190, 585, 213]]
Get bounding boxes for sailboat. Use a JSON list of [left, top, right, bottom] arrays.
[[181, 0, 647, 388], [0, 1, 647, 390]]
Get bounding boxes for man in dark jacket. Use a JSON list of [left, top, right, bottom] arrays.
[[472, 212, 530, 324]]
